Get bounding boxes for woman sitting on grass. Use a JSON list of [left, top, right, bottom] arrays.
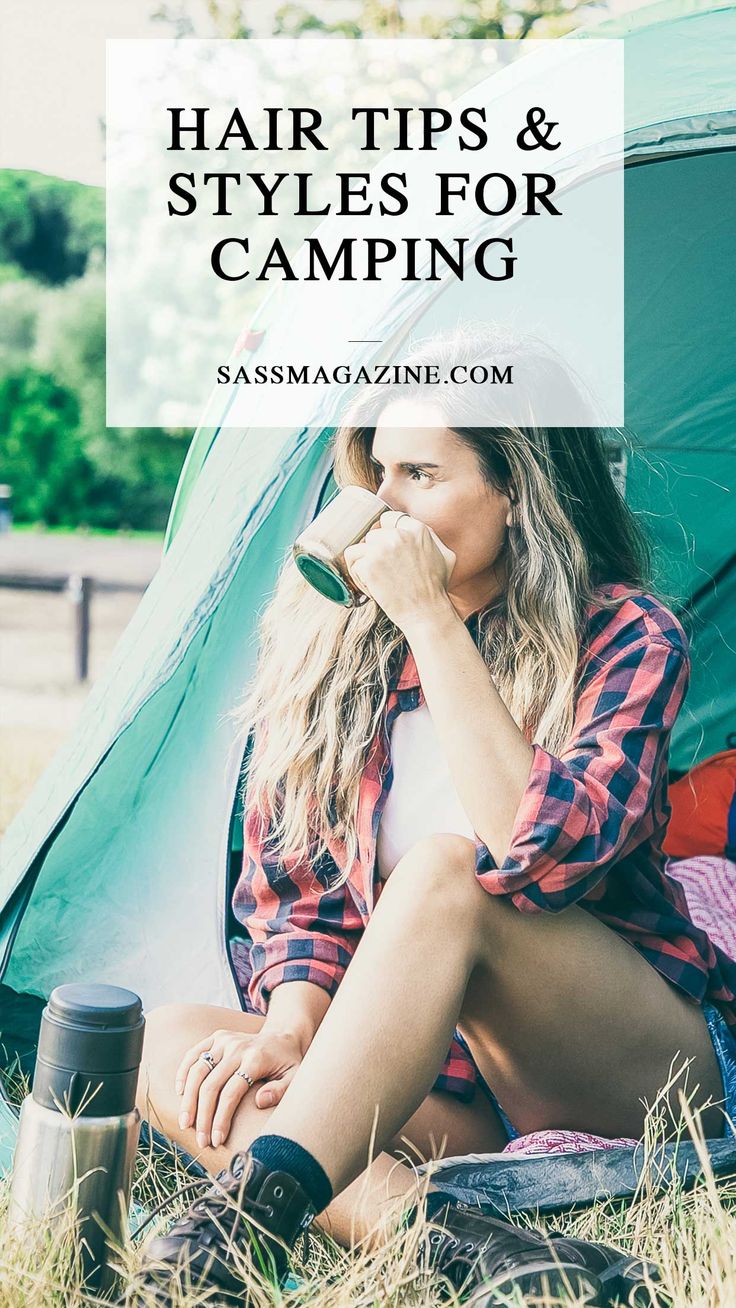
[[131, 325, 736, 1306]]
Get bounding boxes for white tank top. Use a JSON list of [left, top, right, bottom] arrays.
[[375, 701, 475, 880]]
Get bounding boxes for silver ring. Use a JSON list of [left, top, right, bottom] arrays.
[[236, 1071, 254, 1087], [200, 1052, 216, 1071], [394, 512, 411, 528]]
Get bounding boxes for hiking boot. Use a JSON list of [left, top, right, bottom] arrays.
[[555, 1233, 661, 1306], [417, 1198, 660, 1307], [125, 1149, 316, 1306]]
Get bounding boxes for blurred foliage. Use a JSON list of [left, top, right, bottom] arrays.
[[0, 171, 190, 531], [0, 370, 90, 525], [0, 172, 104, 286], [153, 0, 602, 40]]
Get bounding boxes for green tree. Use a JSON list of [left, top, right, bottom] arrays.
[[0, 278, 46, 371], [161, 0, 603, 39], [0, 369, 93, 525], [0, 174, 35, 285], [0, 172, 104, 285], [152, 0, 252, 37], [32, 260, 191, 530], [416, 0, 604, 39]]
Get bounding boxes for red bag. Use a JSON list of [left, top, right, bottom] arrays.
[[664, 749, 736, 860]]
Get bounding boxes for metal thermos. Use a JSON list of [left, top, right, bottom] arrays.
[[7, 983, 145, 1292]]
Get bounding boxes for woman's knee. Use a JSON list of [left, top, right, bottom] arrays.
[[136, 1004, 186, 1117], [137, 1003, 227, 1120], [383, 834, 479, 907], [141, 1002, 208, 1063]]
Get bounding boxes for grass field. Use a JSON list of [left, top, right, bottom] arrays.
[[0, 585, 144, 838], [10, 524, 166, 541], [1, 1082, 736, 1307], [0, 526, 161, 838]]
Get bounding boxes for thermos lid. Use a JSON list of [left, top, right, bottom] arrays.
[[46, 983, 142, 1031], [33, 983, 145, 1117]]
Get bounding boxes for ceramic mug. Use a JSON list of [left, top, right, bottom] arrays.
[[292, 484, 455, 607]]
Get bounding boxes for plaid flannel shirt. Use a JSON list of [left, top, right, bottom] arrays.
[[232, 581, 736, 1103]]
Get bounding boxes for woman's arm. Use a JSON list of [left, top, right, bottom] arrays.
[[402, 597, 535, 868], [404, 600, 691, 913], [262, 979, 332, 1051]]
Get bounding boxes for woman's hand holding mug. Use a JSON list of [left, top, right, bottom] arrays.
[[343, 510, 456, 632], [175, 1026, 305, 1149], [291, 486, 456, 617]]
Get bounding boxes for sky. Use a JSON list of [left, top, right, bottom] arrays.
[[0, 0, 168, 186], [0, 0, 643, 189]]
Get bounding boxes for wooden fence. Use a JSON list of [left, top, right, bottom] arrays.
[[0, 573, 147, 682]]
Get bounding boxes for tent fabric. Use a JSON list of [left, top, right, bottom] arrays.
[[1, 0, 735, 1175]]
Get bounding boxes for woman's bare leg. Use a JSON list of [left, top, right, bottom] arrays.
[[256, 834, 725, 1196], [137, 1002, 507, 1252], [140, 831, 723, 1247]]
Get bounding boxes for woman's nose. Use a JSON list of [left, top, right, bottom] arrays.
[[376, 479, 401, 512], [379, 494, 406, 516]]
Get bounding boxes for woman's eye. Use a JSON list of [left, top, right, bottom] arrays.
[[372, 464, 430, 483]]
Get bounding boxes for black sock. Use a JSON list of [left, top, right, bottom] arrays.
[[248, 1133, 334, 1214]]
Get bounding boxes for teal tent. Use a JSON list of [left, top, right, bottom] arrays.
[[2, 0, 735, 1176]]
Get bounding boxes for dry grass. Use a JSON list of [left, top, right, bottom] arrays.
[[2, 1068, 736, 1307], [0, 527, 159, 839], [0, 724, 73, 837]]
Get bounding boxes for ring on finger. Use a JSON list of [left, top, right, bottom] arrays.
[[236, 1070, 254, 1087], [200, 1052, 217, 1072]]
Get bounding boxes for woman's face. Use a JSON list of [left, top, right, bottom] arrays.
[[369, 398, 514, 621]]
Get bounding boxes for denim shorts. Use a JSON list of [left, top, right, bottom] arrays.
[[455, 1001, 736, 1144]]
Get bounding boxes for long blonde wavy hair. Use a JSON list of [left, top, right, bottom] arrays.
[[229, 324, 656, 887]]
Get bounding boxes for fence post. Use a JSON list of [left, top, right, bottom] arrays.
[[68, 574, 93, 682], [0, 485, 12, 533]]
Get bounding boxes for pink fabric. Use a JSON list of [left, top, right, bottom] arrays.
[[665, 856, 736, 959], [500, 854, 736, 1156], [503, 1129, 636, 1156]]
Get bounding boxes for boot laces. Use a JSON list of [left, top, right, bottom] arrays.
[[131, 1150, 310, 1262], [427, 1219, 558, 1291], [130, 1156, 266, 1245]]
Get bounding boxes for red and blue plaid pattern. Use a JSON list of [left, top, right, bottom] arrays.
[[232, 582, 736, 1103]]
